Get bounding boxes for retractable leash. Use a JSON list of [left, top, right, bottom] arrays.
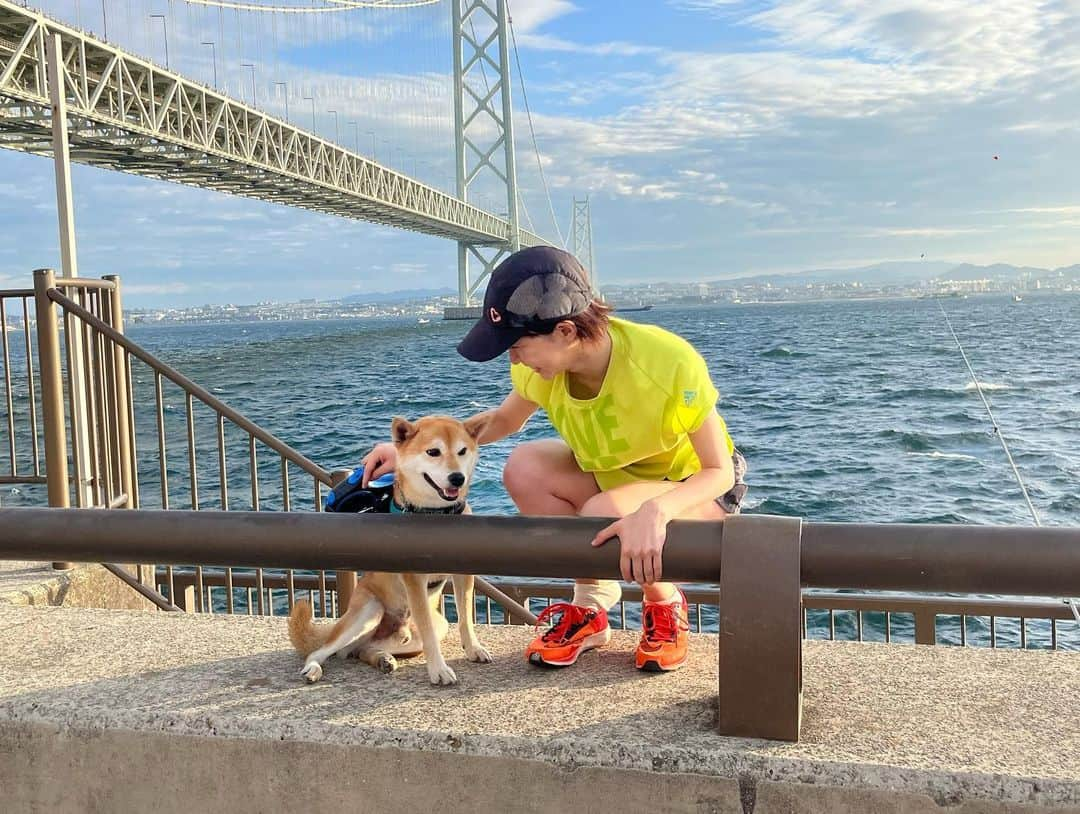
[[324, 471, 395, 514], [935, 300, 1080, 630]]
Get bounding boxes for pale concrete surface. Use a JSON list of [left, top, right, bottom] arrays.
[[0, 560, 154, 611], [0, 604, 1077, 813]]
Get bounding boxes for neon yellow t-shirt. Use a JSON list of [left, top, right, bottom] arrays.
[[510, 317, 734, 490]]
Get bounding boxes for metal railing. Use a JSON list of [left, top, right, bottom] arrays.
[[0, 287, 43, 491], [23, 268, 535, 620], [0, 507, 1076, 741]]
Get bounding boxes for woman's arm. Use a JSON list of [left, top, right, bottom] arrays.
[[360, 391, 538, 485], [471, 391, 539, 445]]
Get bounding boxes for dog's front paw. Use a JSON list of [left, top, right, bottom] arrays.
[[464, 642, 493, 663], [427, 661, 458, 685], [377, 653, 398, 674], [300, 661, 323, 683]]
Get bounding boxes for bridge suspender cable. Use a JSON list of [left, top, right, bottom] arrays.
[[508, 11, 567, 249]]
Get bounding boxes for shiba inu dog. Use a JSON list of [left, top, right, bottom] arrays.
[[288, 414, 491, 685]]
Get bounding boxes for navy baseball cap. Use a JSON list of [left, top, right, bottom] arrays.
[[456, 246, 595, 362]]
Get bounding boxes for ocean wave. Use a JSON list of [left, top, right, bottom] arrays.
[[761, 346, 811, 359], [964, 381, 1012, 392], [880, 386, 964, 401], [880, 429, 990, 452], [907, 451, 982, 463]]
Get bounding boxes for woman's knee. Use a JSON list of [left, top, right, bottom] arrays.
[[579, 490, 619, 518], [502, 442, 543, 498]]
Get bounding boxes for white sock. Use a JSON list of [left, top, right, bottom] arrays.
[[572, 580, 622, 611], [646, 585, 681, 605]]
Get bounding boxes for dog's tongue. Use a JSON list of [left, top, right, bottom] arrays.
[[443, 486, 460, 500]]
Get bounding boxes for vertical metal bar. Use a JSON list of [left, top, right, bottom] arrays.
[[990, 615, 997, 648], [166, 565, 175, 605], [267, 589, 274, 617], [695, 603, 702, 633], [186, 392, 198, 509], [1020, 617, 1027, 649], [314, 475, 321, 511], [287, 569, 295, 612], [619, 601, 626, 629], [103, 275, 132, 508], [217, 414, 228, 509], [32, 272, 71, 564], [247, 588, 254, 615], [281, 457, 291, 511], [22, 297, 41, 477], [249, 435, 259, 510], [856, 610, 863, 642], [207, 586, 214, 615], [62, 305, 83, 508], [1051, 619, 1058, 650], [225, 566, 234, 614], [79, 289, 103, 506], [319, 570, 327, 618], [1, 298, 16, 476], [125, 352, 139, 508], [801, 607, 807, 639], [154, 372, 169, 510], [196, 567, 205, 613], [257, 568, 265, 615], [885, 612, 892, 643], [96, 292, 119, 505], [828, 609, 835, 640], [960, 615, 967, 646]]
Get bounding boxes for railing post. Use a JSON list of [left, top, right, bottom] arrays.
[[102, 275, 132, 509], [718, 514, 803, 742], [33, 268, 72, 570], [330, 468, 356, 616], [914, 609, 937, 645]]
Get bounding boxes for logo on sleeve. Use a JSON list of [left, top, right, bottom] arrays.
[[683, 390, 697, 407]]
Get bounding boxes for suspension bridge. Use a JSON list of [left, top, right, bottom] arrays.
[[0, 0, 591, 307]]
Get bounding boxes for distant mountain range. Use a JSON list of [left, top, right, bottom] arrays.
[[341, 287, 455, 303], [714, 261, 1076, 287]]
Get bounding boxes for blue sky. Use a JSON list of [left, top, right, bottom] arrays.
[[3, 0, 1080, 306]]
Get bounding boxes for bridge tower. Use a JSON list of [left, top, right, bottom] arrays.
[[570, 195, 598, 295], [450, 0, 520, 314]]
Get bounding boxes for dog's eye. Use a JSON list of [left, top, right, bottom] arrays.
[[458, 447, 467, 456], [426, 448, 440, 457]]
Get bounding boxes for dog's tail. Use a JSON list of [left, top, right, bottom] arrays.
[[287, 598, 329, 656]]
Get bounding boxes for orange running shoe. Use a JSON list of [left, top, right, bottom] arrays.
[[635, 589, 690, 672], [525, 602, 611, 667]]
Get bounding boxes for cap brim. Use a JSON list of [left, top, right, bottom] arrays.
[[456, 318, 526, 362]]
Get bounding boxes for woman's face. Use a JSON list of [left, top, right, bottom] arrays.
[[507, 324, 576, 379]]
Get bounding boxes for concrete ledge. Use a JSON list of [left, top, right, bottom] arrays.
[[0, 561, 155, 611], [0, 605, 1077, 813]]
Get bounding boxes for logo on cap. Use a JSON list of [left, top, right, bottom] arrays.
[[489, 307, 502, 324]]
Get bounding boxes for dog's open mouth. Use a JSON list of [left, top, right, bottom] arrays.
[[423, 472, 461, 502]]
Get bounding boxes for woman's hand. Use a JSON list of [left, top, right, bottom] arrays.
[[591, 501, 670, 585], [360, 442, 397, 487]]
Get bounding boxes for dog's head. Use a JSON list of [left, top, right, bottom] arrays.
[[390, 414, 488, 510]]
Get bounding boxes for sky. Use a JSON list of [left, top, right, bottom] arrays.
[[3, 0, 1080, 306]]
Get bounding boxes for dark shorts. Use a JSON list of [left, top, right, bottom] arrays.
[[717, 450, 748, 515]]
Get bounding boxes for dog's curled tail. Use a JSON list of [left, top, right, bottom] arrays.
[[287, 598, 328, 656]]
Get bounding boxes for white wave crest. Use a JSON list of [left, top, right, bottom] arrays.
[[907, 451, 982, 462], [964, 381, 1011, 392]]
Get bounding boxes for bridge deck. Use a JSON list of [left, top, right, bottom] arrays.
[[0, 604, 1076, 811], [0, 0, 545, 248]]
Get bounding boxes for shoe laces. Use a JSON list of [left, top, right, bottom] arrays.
[[535, 602, 594, 644], [642, 601, 689, 645]]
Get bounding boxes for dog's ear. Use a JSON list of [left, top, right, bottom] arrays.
[[391, 416, 417, 446], [462, 413, 490, 442]]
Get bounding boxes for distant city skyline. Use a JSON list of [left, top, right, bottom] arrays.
[[5, 1, 1080, 308]]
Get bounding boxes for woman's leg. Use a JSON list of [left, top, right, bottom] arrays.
[[579, 481, 727, 601], [503, 440, 621, 608]]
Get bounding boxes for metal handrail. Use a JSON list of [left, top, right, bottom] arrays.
[[47, 287, 329, 484], [2, 508, 1078, 597]]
